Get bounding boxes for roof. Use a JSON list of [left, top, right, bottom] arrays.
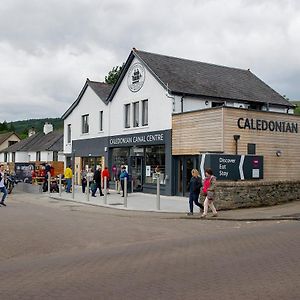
[[62, 79, 113, 120], [108, 49, 293, 107], [0, 132, 20, 144], [2, 131, 63, 153]]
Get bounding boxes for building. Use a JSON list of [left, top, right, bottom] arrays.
[[1, 123, 64, 163], [63, 48, 297, 196], [0, 132, 20, 162]]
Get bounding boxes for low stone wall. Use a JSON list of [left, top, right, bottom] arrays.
[[215, 180, 300, 210]]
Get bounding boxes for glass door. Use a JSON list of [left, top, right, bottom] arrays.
[[131, 156, 144, 192]]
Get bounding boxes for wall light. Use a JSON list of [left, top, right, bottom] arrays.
[[276, 150, 282, 157]]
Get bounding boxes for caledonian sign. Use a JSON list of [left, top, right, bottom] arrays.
[[237, 117, 298, 133]]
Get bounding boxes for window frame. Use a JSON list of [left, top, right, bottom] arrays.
[[99, 110, 104, 132], [133, 101, 139, 127], [142, 99, 148, 126], [124, 104, 131, 128], [81, 114, 89, 134], [67, 124, 71, 143]]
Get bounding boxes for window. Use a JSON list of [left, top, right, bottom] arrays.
[[36, 151, 41, 161], [12, 152, 16, 162], [124, 104, 130, 128], [133, 102, 139, 127], [142, 99, 148, 126], [67, 124, 71, 143], [53, 151, 58, 162], [145, 145, 165, 184], [4, 153, 7, 162], [82, 114, 89, 134], [99, 111, 103, 131], [8, 141, 17, 147], [248, 143, 256, 155]]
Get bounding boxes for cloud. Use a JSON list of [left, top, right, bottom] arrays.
[[0, 0, 299, 121]]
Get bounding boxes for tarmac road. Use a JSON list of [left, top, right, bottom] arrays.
[[1, 193, 299, 300]]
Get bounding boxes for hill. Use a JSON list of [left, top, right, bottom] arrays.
[[0, 118, 63, 139]]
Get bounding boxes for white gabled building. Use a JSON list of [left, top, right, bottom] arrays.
[[62, 48, 295, 195]]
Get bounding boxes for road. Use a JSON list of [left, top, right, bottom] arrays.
[[1, 193, 299, 300]]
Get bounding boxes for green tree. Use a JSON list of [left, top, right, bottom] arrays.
[[105, 64, 124, 84]]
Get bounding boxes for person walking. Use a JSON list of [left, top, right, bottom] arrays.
[[92, 167, 104, 197], [101, 166, 110, 194], [119, 166, 129, 197], [64, 165, 73, 193], [187, 169, 203, 216], [0, 164, 8, 206], [201, 168, 218, 218]]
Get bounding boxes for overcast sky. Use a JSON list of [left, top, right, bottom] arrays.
[[0, 0, 299, 122]]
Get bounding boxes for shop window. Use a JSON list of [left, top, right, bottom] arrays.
[[82, 114, 89, 134], [111, 148, 130, 169], [124, 104, 130, 128], [99, 111, 103, 131], [248, 143, 256, 155], [142, 99, 148, 126], [145, 145, 165, 184], [133, 102, 139, 127], [67, 124, 71, 143]]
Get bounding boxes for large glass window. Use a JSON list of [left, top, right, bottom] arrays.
[[145, 145, 165, 184], [99, 111, 103, 131], [111, 148, 130, 170], [133, 102, 139, 127], [82, 157, 102, 172], [67, 124, 71, 143], [142, 99, 148, 126], [124, 104, 130, 128], [82, 114, 89, 134]]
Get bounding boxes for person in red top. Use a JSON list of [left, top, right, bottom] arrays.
[[101, 166, 110, 194]]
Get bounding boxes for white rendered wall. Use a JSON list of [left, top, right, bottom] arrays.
[[109, 57, 173, 136], [16, 152, 29, 163], [41, 151, 53, 162], [28, 152, 36, 162], [63, 85, 109, 154]]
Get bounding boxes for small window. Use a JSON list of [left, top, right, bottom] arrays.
[[133, 101, 139, 127], [124, 104, 131, 128], [82, 114, 89, 134], [4, 153, 7, 162], [12, 152, 16, 163], [142, 99, 148, 126], [53, 151, 58, 162], [99, 111, 103, 131], [212, 102, 224, 107], [248, 143, 256, 155], [8, 141, 17, 147], [67, 124, 71, 143], [36, 151, 41, 161]]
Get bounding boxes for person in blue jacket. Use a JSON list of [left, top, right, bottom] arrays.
[[119, 165, 129, 197], [187, 169, 204, 216]]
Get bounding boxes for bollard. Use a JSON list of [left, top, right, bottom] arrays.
[[59, 174, 62, 197], [86, 178, 90, 201], [104, 176, 107, 204], [156, 174, 160, 210], [48, 172, 51, 194], [72, 175, 75, 199], [124, 177, 127, 208]]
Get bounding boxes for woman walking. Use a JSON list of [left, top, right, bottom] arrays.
[[201, 168, 218, 218], [187, 169, 204, 216]]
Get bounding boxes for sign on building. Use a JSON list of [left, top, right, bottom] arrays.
[[199, 154, 263, 180]]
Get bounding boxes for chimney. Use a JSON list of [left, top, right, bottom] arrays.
[[43, 122, 53, 135], [28, 127, 36, 137]]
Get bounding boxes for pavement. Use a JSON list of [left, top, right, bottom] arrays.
[[48, 185, 300, 221]]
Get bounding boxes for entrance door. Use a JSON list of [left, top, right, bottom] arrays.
[[175, 156, 199, 196], [131, 156, 143, 192]]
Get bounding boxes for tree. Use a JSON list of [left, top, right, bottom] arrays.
[[0, 121, 8, 132], [105, 64, 124, 84]]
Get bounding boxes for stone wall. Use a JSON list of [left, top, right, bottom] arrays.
[[215, 181, 300, 210]]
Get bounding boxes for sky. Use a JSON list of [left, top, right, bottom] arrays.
[[0, 0, 299, 122]]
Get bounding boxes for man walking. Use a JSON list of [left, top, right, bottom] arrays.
[[92, 167, 104, 197], [0, 164, 8, 206]]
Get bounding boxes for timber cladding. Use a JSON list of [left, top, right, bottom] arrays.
[[172, 107, 300, 181]]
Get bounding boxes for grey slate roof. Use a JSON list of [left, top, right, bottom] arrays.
[[62, 79, 113, 120], [2, 131, 63, 153], [108, 49, 293, 107]]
